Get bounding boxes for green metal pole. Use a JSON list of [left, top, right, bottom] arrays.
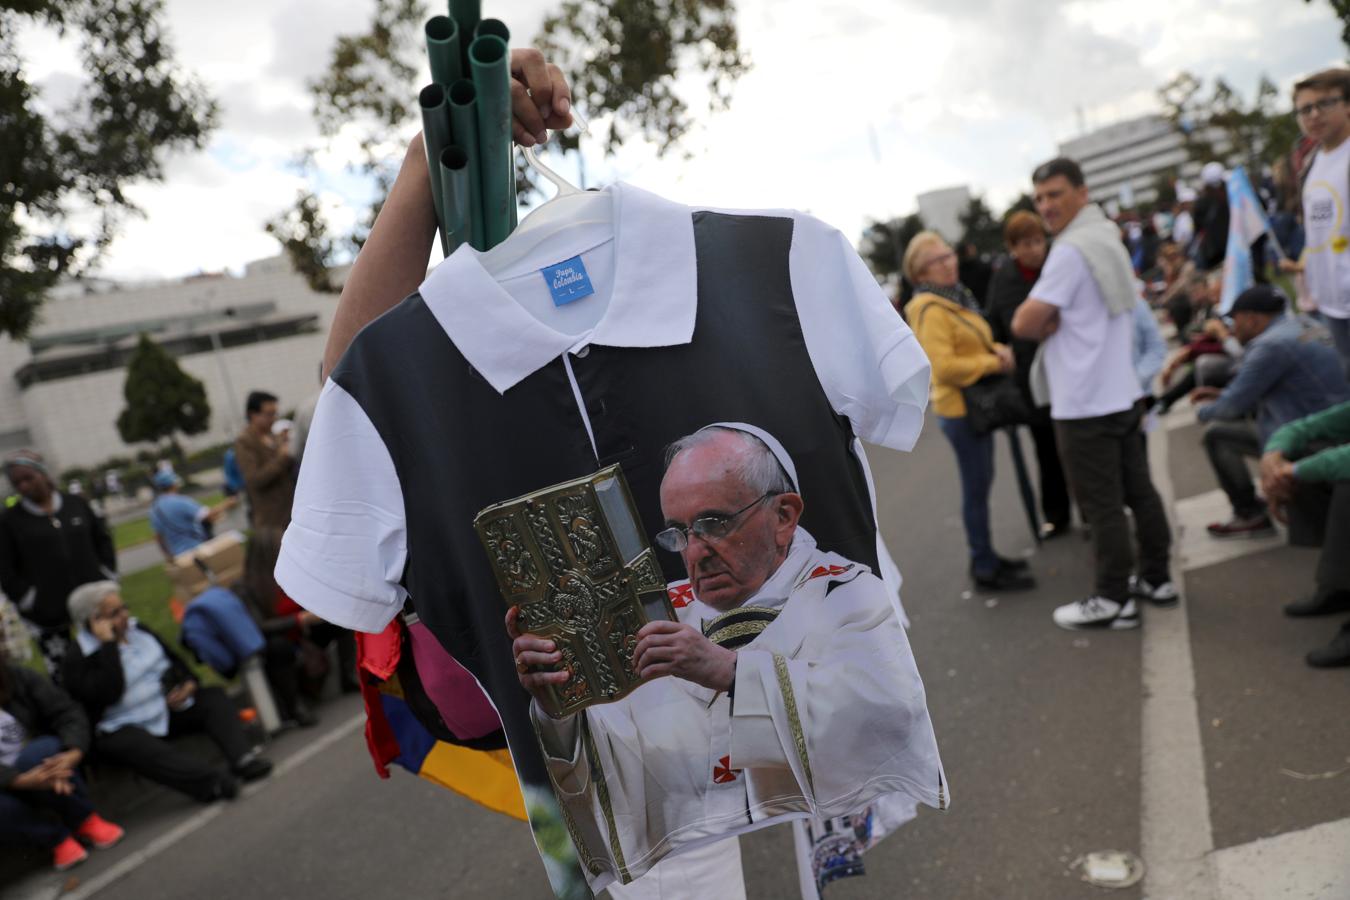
[[448, 79, 485, 251], [425, 16, 461, 86], [439, 145, 472, 254], [418, 83, 453, 255], [448, 0, 480, 71], [469, 34, 512, 250]]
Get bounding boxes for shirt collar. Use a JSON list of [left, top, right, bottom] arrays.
[[20, 491, 62, 518], [418, 181, 698, 394]]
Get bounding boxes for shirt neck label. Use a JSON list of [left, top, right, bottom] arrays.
[[541, 255, 595, 307]]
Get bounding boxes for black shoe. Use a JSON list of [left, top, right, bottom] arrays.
[[233, 753, 274, 782], [973, 568, 1037, 592], [211, 774, 239, 801], [1284, 591, 1350, 618], [997, 555, 1030, 572], [1306, 624, 1350, 668]]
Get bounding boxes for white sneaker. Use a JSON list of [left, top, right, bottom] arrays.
[[1130, 576, 1179, 607], [1053, 596, 1137, 630]]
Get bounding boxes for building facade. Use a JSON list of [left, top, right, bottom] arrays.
[[1058, 114, 1212, 209], [0, 256, 346, 473]]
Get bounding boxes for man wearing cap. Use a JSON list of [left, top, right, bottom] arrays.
[[1191, 285, 1350, 538], [0, 452, 116, 678], [148, 470, 239, 560], [509, 425, 945, 899]]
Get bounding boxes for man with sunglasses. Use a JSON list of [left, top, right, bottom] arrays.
[[1282, 68, 1350, 375], [509, 424, 944, 899]]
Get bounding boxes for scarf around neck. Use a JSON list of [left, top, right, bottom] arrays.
[[915, 282, 982, 312], [1056, 204, 1138, 317]]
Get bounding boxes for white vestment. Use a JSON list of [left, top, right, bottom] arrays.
[[532, 529, 947, 896]]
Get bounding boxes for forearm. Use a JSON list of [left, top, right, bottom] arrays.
[[1293, 444, 1350, 483], [322, 138, 439, 380]]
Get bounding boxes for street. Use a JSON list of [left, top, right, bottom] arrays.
[[8, 407, 1348, 900]]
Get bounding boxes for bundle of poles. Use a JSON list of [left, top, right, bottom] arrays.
[[420, 0, 518, 254]]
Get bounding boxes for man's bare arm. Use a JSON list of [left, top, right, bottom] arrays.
[[1011, 298, 1060, 342], [320, 48, 573, 381]]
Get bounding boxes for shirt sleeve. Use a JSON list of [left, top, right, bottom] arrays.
[[789, 214, 931, 451], [1028, 243, 1085, 310], [275, 380, 408, 633]]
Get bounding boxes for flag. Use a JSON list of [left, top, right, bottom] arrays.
[[1219, 166, 1274, 313]]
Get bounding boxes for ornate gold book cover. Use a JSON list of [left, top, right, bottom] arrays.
[[474, 465, 675, 717]]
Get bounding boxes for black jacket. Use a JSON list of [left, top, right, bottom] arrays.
[[0, 493, 116, 629], [62, 624, 194, 729], [0, 664, 91, 789], [984, 256, 1042, 403]]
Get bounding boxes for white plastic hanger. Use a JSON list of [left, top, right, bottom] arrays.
[[478, 110, 613, 278]]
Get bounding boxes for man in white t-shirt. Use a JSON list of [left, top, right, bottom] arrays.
[[1012, 158, 1174, 631], [1283, 68, 1350, 376]]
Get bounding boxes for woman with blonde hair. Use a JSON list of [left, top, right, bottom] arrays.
[[904, 231, 1035, 591]]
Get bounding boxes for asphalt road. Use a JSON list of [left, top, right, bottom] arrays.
[[8, 412, 1346, 899]]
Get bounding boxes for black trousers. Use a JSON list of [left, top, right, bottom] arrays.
[[93, 686, 251, 801], [1203, 421, 1264, 518], [1028, 418, 1071, 527], [1055, 404, 1173, 601], [1288, 480, 1350, 595]]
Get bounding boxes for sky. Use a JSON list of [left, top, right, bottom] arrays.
[[14, 0, 1346, 282]]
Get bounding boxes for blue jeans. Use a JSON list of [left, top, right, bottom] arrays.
[[0, 735, 94, 849], [937, 415, 998, 577]]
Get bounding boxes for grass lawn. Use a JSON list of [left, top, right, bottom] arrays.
[[112, 490, 226, 551]]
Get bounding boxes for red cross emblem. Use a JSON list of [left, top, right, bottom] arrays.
[[668, 583, 695, 608], [712, 755, 741, 784], [809, 564, 852, 580]]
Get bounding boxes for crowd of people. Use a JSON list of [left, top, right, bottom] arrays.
[[903, 66, 1350, 667], [0, 384, 358, 873]]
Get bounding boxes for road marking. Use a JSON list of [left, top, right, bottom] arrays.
[[1211, 815, 1350, 899], [59, 712, 365, 900], [1140, 424, 1216, 900]]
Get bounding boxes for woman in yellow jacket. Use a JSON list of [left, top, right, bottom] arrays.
[[903, 232, 1036, 592]]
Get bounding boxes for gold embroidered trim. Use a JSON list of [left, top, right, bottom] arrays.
[[706, 620, 772, 647], [582, 716, 631, 883], [773, 652, 814, 794], [701, 605, 780, 634]]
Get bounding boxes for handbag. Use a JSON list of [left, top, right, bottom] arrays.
[[924, 303, 1033, 435]]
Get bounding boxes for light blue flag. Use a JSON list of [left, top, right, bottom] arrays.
[[1219, 166, 1273, 313]]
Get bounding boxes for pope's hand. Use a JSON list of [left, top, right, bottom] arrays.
[[505, 606, 570, 706], [633, 620, 736, 693]]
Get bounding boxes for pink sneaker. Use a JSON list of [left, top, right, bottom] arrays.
[[76, 813, 125, 849], [53, 836, 89, 870]]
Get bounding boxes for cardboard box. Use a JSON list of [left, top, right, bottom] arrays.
[[166, 529, 247, 601]]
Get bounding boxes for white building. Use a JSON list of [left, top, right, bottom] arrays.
[[0, 256, 347, 473], [916, 186, 971, 244], [1058, 114, 1216, 209]]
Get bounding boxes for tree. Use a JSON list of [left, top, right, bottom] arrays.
[[271, 0, 750, 292], [859, 213, 925, 281], [0, 0, 217, 339], [1304, 0, 1350, 49], [1159, 71, 1301, 173], [116, 334, 211, 458], [1001, 193, 1035, 219], [958, 196, 1001, 257]]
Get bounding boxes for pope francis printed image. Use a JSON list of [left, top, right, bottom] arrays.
[[507, 424, 946, 899]]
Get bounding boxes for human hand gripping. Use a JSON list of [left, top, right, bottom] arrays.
[[508, 48, 573, 147], [633, 620, 736, 693], [505, 606, 571, 710]]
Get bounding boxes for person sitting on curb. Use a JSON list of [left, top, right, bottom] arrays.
[[1191, 286, 1349, 539], [1260, 399, 1350, 667], [0, 648, 124, 871], [62, 581, 273, 803]]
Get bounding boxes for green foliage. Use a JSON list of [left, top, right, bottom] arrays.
[[859, 213, 926, 280], [0, 0, 217, 339], [1305, 0, 1350, 49], [116, 333, 211, 450], [272, 0, 749, 292], [1159, 71, 1302, 172], [958, 196, 1002, 256]]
